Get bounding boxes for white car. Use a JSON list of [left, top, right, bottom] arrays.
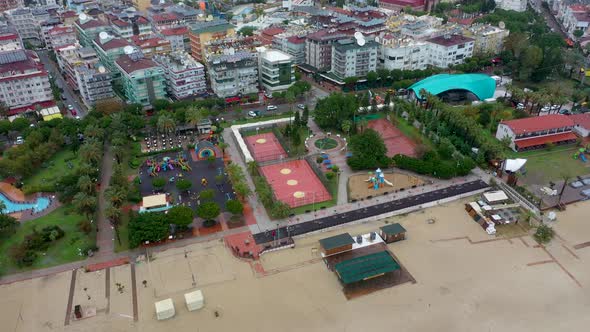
[[297, 104, 305, 110], [516, 103, 525, 110], [541, 106, 550, 113], [266, 105, 277, 111], [248, 111, 258, 117], [67, 104, 73, 110]]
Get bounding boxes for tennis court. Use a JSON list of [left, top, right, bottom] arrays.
[[367, 119, 417, 158], [244, 132, 287, 162], [259, 160, 332, 208]]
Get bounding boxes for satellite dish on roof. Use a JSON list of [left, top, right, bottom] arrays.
[[354, 31, 363, 40], [99, 31, 109, 40], [79, 13, 88, 21], [374, 36, 380, 43], [124, 45, 135, 55], [357, 38, 366, 46], [98, 65, 106, 73], [499, 21, 506, 29]]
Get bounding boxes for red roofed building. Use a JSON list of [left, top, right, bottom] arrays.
[[47, 26, 78, 50], [160, 26, 190, 52], [570, 113, 590, 137], [378, 0, 426, 11], [0, 0, 23, 12], [496, 115, 577, 151], [258, 27, 285, 45], [152, 13, 181, 30], [115, 53, 167, 108], [131, 34, 172, 58]]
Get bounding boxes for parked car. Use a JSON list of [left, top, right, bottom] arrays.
[[248, 110, 258, 117], [516, 103, 525, 110], [559, 109, 571, 115], [70, 109, 77, 116], [541, 106, 551, 113], [265, 92, 273, 99], [297, 104, 305, 110], [67, 104, 73, 110], [266, 105, 277, 111], [15, 136, 24, 145]]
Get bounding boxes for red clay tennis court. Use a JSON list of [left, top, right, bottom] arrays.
[[259, 160, 332, 208], [244, 132, 287, 162], [367, 119, 417, 158]]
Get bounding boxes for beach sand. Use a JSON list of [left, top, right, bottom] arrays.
[[2, 199, 590, 332]]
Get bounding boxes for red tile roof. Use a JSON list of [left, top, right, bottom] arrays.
[[131, 35, 171, 48], [0, 33, 19, 42], [9, 101, 55, 116], [286, 35, 305, 44], [501, 115, 575, 135], [153, 13, 179, 22], [48, 26, 75, 35], [94, 36, 131, 51], [112, 19, 130, 28], [137, 17, 150, 25], [261, 27, 285, 36], [570, 113, 590, 129], [379, 0, 425, 7], [76, 19, 108, 29], [160, 26, 188, 36], [115, 54, 159, 74], [515, 132, 578, 149], [427, 34, 474, 47]]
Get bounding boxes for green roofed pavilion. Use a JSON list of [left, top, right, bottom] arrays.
[[319, 233, 355, 251], [408, 74, 496, 101], [334, 251, 400, 284]]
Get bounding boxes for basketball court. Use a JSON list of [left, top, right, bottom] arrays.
[[244, 132, 287, 162], [367, 119, 417, 157], [259, 160, 332, 208]]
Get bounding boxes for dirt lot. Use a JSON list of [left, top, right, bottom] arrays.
[[2, 200, 590, 332], [348, 172, 425, 201]]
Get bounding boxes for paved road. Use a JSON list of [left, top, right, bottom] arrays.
[[253, 180, 489, 244], [95, 144, 115, 258], [540, 3, 569, 38], [36, 49, 88, 118]]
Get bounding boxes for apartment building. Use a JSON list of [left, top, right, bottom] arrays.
[[380, 37, 429, 71], [76, 63, 115, 107], [206, 51, 258, 98], [6, 7, 40, 40], [153, 51, 206, 100], [305, 29, 352, 72], [494, 0, 527, 12], [331, 39, 378, 80], [115, 52, 167, 108], [110, 16, 151, 39], [189, 19, 235, 62], [0, 49, 52, 115], [46, 25, 78, 50], [425, 34, 474, 68], [92, 33, 132, 74], [74, 17, 110, 47], [561, 5, 590, 38], [160, 26, 189, 52], [463, 24, 510, 55], [131, 34, 172, 59], [258, 48, 295, 93], [132, 0, 152, 12], [272, 34, 306, 64], [0, 0, 23, 12]]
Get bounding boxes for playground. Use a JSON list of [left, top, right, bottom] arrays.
[[259, 160, 332, 208], [367, 119, 417, 158], [138, 150, 234, 213], [244, 132, 287, 162], [347, 169, 426, 202]]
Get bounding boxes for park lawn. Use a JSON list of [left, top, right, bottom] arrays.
[[0, 206, 95, 275], [22, 149, 80, 193], [114, 211, 130, 253], [510, 145, 590, 185], [290, 177, 339, 215]]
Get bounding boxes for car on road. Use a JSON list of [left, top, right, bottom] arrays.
[[75, 116, 81, 120], [15, 136, 24, 145], [70, 109, 77, 116], [248, 110, 259, 117], [559, 109, 571, 115], [297, 104, 305, 110], [516, 102, 525, 110], [264, 92, 273, 98], [67, 104, 73, 110], [267, 105, 277, 111]]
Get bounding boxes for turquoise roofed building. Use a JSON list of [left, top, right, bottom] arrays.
[[408, 74, 496, 102]]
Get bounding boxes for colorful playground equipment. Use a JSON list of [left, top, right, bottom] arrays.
[[195, 140, 218, 160], [365, 168, 394, 190], [573, 146, 589, 163], [146, 153, 192, 176]]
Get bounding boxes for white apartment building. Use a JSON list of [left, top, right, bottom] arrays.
[[206, 51, 259, 98], [425, 34, 475, 68], [494, 0, 527, 12], [258, 48, 295, 93], [46, 25, 78, 50], [75, 63, 115, 108], [331, 39, 378, 79], [272, 34, 306, 64], [153, 52, 206, 100], [560, 5, 590, 38], [463, 24, 510, 55], [6, 7, 40, 40], [380, 37, 428, 71]]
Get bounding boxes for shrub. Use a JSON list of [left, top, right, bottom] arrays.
[[316, 156, 324, 164], [167, 205, 194, 229], [77, 220, 93, 234], [226, 199, 244, 216], [534, 224, 554, 244], [197, 201, 220, 221], [326, 172, 335, 180], [9, 244, 36, 267], [175, 178, 192, 191], [129, 158, 141, 169], [152, 177, 166, 189], [199, 189, 215, 201]]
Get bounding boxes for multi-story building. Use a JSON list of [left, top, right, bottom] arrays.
[[561, 5, 590, 38], [132, 0, 152, 12], [494, 0, 527, 12], [46, 25, 78, 50], [55, 43, 81, 84], [111, 19, 134, 39], [189, 19, 235, 62], [75, 63, 115, 107], [379, 36, 429, 71], [0, 49, 53, 115], [0, 28, 23, 51], [151, 13, 181, 31], [6, 8, 40, 40], [60, 10, 78, 26], [258, 48, 295, 93], [115, 52, 167, 108], [331, 39, 378, 79], [206, 51, 258, 98], [131, 34, 172, 58], [153, 52, 206, 100], [258, 27, 286, 46], [425, 34, 474, 68], [160, 26, 190, 52], [305, 29, 352, 72], [74, 16, 110, 47], [496, 115, 577, 151], [463, 24, 510, 55], [272, 34, 306, 64], [93, 33, 132, 74], [378, 0, 426, 11], [0, 0, 23, 12]]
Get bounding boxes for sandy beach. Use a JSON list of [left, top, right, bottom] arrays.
[[2, 199, 590, 332]]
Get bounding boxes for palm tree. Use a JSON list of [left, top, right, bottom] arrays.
[[157, 114, 176, 134], [79, 143, 102, 165], [105, 187, 127, 208], [341, 120, 352, 138], [77, 162, 96, 177], [84, 124, 104, 140], [112, 145, 125, 164], [0, 200, 6, 214], [105, 204, 122, 244], [218, 142, 228, 156], [77, 175, 94, 194], [72, 192, 97, 218], [185, 106, 203, 129], [246, 160, 258, 176], [558, 173, 571, 205]]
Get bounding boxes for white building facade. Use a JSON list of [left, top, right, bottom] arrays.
[[331, 39, 379, 79], [258, 48, 295, 93], [153, 52, 206, 100]]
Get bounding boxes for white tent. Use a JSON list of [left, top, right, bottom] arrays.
[[155, 298, 175, 320], [184, 290, 204, 312], [504, 159, 527, 173]]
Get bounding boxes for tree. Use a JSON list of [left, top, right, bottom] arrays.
[[95, 98, 123, 115], [519, 46, 543, 80], [79, 142, 102, 165], [558, 174, 571, 204], [77, 175, 94, 194], [157, 114, 176, 134], [343, 76, 358, 91], [366, 71, 378, 88], [314, 93, 359, 130], [0, 101, 9, 118], [270, 201, 291, 219], [153, 99, 170, 111], [285, 90, 296, 111], [341, 120, 352, 137], [0, 214, 18, 238], [11, 117, 30, 132], [226, 199, 244, 216], [185, 106, 203, 128], [534, 224, 554, 244], [218, 142, 228, 156], [301, 106, 309, 126], [72, 192, 97, 218], [175, 178, 192, 191], [199, 188, 215, 201], [197, 202, 220, 221], [128, 212, 169, 248], [152, 177, 166, 189], [167, 206, 194, 230], [233, 181, 252, 199], [347, 129, 389, 170], [238, 26, 257, 36]]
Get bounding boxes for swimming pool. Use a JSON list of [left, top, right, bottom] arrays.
[[0, 193, 50, 214]]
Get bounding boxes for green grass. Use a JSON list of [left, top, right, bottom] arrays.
[[114, 211, 130, 253], [510, 145, 590, 185], [0, 206, 95, 275], [22, 149, 80, 193], [290, 177, 339, 215], [314, 138, 338, 150], [393, 115, 435, 149]]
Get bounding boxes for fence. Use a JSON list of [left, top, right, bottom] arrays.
[[497, 181, 541, 217]]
